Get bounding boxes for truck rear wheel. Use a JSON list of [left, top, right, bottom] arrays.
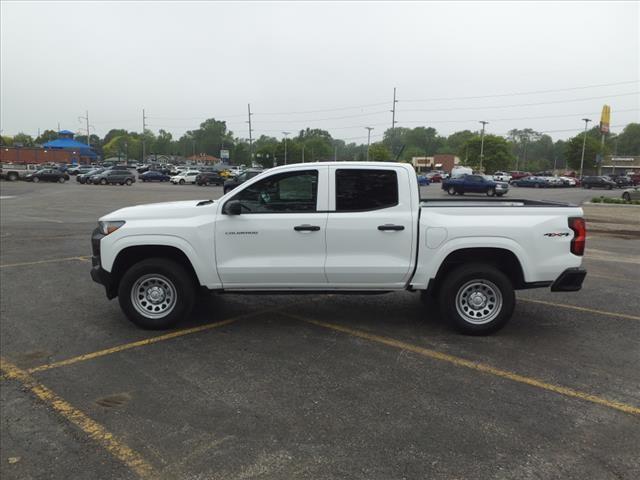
[[447, 186, 456, 195], [118, 258, 195, 329], [438, 263, 514, 335], [8, 172, 18, 181]]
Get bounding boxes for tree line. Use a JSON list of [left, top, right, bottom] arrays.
[[2, 120, 638, 173]]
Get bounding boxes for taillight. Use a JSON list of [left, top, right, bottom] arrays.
[[569, 217, 586, 256]]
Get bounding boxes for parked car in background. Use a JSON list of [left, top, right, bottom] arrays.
[[558, 176, 578, 187], [0, 163, 40, 181], [492, 171, 512, 182], [170, 170, 200, 184], [196, 172, 225, 186], [442, 174, 509, 196], [416, 175, 431, 186], [541, 176, 564, 187], [509, 171, 531, 180], [581, 176, 616, 190], [222, 168, 263, 193], [24, 169, 67, 183], [139, 171, 170, 182], [78, 168, 104, 184], [621, 187, 640, 202], [426, 172, 443, 183], [607, 175, 634, 188], [91, 170, 136, 186], [510, 176, 549, 188], [450, 166, 473, 178]]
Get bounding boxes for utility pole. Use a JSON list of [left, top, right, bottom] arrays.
[[142, 108, 147, 162], [334, 145, 338, 161], [282, 131, 290, 164], [247, 104, 253, 164], [579, 118, 591, 179], [479, 121, 489, 172], [78, 111, 91, 147], [57, 122, 60, 132], [302, 144, 305, 163], [390, 87, 397, 131], [365, 127, 374, 161]]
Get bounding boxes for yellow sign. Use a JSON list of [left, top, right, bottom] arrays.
[[600, 104, 611, 133]]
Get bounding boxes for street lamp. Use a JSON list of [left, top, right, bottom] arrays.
[[479, 121, 489, 172], [579, 118, 591, 179], [365, 127, 374, 161], [282, 131, 290, 165]]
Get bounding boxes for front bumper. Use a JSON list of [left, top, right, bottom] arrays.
[[90, 228, 117, 299], [551, 267, 587, 292]]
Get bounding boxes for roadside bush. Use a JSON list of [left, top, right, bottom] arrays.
[[591, 196, 640, 205]]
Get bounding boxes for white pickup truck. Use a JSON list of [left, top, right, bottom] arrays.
[[1, 163, 40, 181], [91, 162, 587, 335]]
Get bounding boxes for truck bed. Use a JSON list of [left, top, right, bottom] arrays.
[[420, 198, 576, 208]]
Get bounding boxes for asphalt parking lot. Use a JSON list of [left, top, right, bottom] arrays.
[[1, 179, 639, 480]]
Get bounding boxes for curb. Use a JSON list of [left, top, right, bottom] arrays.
[[583, 202, 640, 208]]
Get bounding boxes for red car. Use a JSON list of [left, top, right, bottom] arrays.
[[509, 171, 531, 180]]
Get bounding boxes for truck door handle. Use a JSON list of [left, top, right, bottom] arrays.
[[378, 224, 405, 231], [294, 224, 321, 232]]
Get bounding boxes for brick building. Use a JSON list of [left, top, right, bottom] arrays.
[[1, 130, 98, 165], [411, 154, 460, 173]]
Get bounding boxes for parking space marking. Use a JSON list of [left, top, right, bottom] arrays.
[[28, 318, 239, 374], [587, 272, 639, 283], [519, 298, 640, 321], [0, 256, 90, 268], [0, 358, 156, 479], [289, 314, 640, 417]]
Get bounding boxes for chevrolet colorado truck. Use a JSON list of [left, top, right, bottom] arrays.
[[91, 162, 586, 335]]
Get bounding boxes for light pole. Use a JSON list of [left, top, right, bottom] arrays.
[[479, 121, 489, 172], [365, 127, 374, 161], [282, 131, 290, 165], [579, 118, 591, 179]]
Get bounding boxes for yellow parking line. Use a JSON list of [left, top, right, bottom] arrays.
[[0, 256, 90, 268], [289, 314, 640, 417], [1, 358, 156, 479], [519, 298, 640, 321], [29, 318, 239, 374]]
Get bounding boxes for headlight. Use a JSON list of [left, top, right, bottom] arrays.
[[98, 220, 125, 235]]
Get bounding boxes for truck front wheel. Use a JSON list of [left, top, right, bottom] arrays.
[[118, 258, 195, 329], [438, 263, 514, 335], [447, 186, 456, 195]]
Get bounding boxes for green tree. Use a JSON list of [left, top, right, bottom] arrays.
[[368, 142, 392, 161], [459, 134, 515, 173], [1, 135, 14, 146], [614, 123, 640, 155], [440, 130, 474, 155], [564, 134, 605, 172], [12, 133, 34, 147], [35, 129, 59, 145]]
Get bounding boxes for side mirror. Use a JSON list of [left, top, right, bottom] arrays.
[[225, 200, 242, 215]]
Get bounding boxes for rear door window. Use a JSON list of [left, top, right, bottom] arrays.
[[335, 169, 398, 211]]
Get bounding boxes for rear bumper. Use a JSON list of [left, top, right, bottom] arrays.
[[551, 267, 587, 292]]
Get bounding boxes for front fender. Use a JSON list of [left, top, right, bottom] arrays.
[[101, 234, 221, 288]]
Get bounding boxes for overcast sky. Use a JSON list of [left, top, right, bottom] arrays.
[[1, 1, 638, 143]]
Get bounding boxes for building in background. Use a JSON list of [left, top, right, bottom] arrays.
[[411, 154, 460, 173], [186, 153, 220, 165], [600, 155, 640, 175], [1, 130, 98, 165]]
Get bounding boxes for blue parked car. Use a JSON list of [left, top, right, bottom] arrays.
[[417, 175, 431, 186], [139, 170, 170, 182], [441, 174, 509, 196]]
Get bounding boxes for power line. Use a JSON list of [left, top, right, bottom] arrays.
[[401, 80, 640, 103], [400, 92, 639, 113]]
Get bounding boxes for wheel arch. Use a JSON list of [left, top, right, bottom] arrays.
[[430, 247, 526, 294], [109, 245, 202, 295]]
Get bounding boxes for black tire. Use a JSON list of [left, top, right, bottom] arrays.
[[486, 188, 495, 197], [534, 183, 540, 188], [438, 263, 515, 335], [58, 177, 65, 183], [118, 258, 196, 330], [100, 178, 107, 185], [623, 192, 631, 202], [447, 186, 456, 196], [585, 184, 591, 189], [33, 176, 39, 183], [179, 179, 185, 185], [496, 193, 504, 197], [8, 172, 18, 181], [607, 185, 612, 190], [125, 179, 133, 186]]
